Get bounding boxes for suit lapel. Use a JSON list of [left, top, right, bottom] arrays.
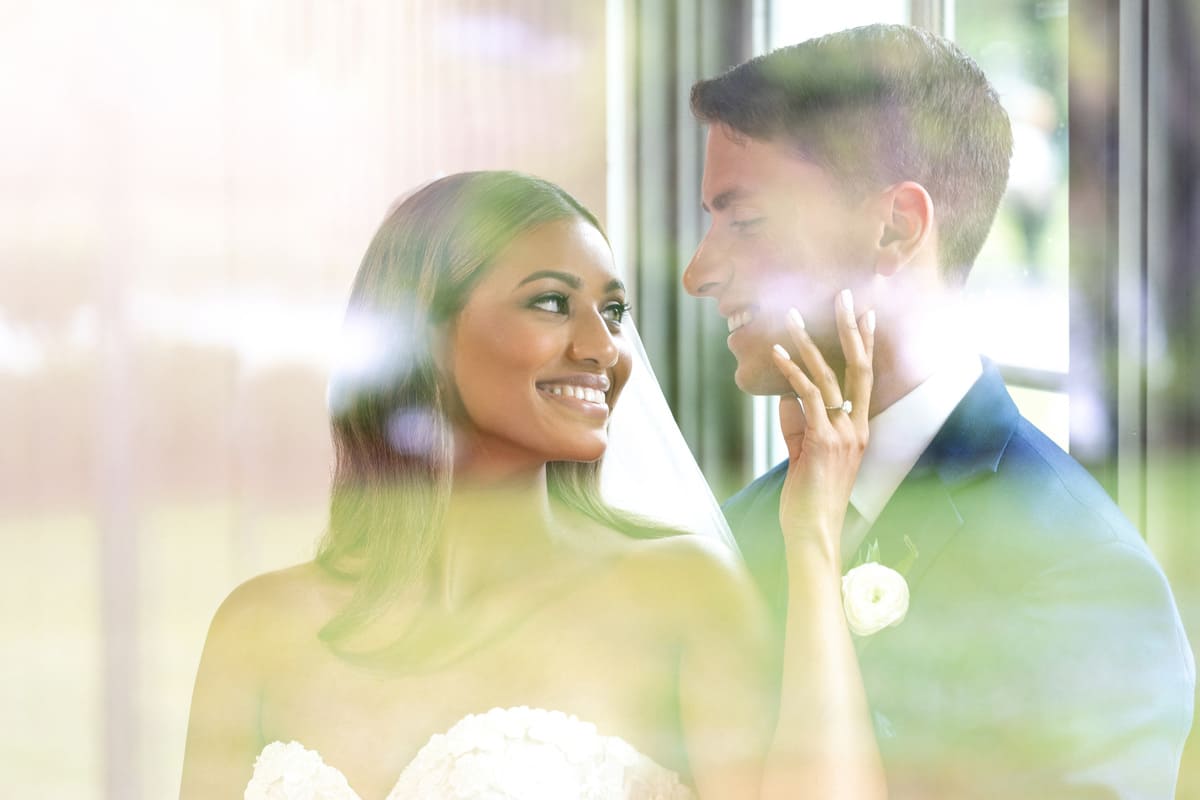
[[849, 470, 963, 660], [859, 470, 962, 588], [735, 464, 790, 622], [851, 361, 1019, 593], [850, 363, 1019, 662]]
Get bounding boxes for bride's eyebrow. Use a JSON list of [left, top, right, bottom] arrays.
[[515, 270, 625, 294], [516, 270, 581, 289]]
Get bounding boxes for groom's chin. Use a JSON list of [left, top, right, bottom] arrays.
[[733, 362, 789, 396]]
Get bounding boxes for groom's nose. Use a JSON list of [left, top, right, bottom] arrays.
[[682, 228, 729, 298]]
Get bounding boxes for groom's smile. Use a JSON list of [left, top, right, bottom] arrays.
[[725, 308, 755, 333]]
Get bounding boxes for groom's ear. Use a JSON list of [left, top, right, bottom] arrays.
[[871, 181, 934, 277]]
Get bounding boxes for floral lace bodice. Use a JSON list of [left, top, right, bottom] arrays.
[[244, 706, 695, 800]]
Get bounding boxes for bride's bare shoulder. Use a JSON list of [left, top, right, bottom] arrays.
[[202, 562, 346, 660], [630, 532, 743, 573], [617, 534, 759, 618], [214, 560, 338, 613]]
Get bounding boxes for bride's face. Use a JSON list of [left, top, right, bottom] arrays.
[[445, 218, 632, 476]]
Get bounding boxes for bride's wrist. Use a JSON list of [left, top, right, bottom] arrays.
[[783, 543, 844, 611], [782, 535, 841, 574]]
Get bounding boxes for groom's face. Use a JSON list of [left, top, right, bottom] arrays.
[[684, 125, 876, 395]]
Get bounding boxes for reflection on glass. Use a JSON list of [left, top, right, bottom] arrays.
[[0, 2, 608, 797]]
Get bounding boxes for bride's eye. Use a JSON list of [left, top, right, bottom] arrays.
[[602, 301, 632, 326], [529, 292, 569, 314]]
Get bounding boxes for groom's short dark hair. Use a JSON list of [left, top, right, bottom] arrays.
[[691, 24, 1013, 285]]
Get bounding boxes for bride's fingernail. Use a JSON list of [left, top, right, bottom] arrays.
[[786, 307, 805, 331], [772, 343, 791, 360], [866, 309, 876, 333], [840, 289, 854, 314]]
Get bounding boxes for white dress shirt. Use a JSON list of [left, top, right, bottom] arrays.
[[841, 353, 984, 565]]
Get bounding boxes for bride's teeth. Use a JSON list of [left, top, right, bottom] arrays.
[[543, 384, 606, 403]]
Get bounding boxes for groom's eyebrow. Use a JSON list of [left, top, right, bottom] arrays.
[[702, 188, 746, 214], [516, 271, 625, 294]]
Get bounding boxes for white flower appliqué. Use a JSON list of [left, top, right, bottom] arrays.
[[388, 706, 693, 799], [244, 707, 693, 799], [841, 562, 910, 637], [245, 740, 360, 800]]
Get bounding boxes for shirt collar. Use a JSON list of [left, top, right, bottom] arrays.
[[849, 352, 983, 526]]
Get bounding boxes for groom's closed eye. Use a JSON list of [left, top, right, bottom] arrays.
[[731, 218, 766, 233]]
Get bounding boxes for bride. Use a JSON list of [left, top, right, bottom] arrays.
[[179, 171, 883, 799]]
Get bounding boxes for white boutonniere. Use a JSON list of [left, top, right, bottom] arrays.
[[841, 537, 917, 637]]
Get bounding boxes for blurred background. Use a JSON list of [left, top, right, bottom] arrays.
[[1, 0, 1196, 797]]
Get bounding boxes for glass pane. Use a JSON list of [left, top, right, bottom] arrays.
[[956, 0, 1070, 376], [768, 0, 907, 48]]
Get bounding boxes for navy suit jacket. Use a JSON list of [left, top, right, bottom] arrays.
[[724, 362, 1194, 798]]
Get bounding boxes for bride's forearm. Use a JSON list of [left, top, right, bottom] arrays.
[[760, 540, 887, 800], [756, 292, 881, 798]]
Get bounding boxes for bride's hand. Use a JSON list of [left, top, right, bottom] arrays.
[[771, 290, 875, 565]]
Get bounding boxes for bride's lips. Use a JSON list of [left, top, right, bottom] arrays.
[[536, 374, 611, 421]]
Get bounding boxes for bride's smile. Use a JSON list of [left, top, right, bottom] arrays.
[[536, 374, 612, 418]]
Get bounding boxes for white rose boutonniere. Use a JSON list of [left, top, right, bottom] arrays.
[[841, 561, 910, 637]]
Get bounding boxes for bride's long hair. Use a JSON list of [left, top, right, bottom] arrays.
[[317, 171, 665, 652]]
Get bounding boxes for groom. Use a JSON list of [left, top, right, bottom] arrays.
[[684, 24, 1193, 798]]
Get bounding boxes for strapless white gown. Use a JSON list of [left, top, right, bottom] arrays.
[[244, 706, 695, 800]]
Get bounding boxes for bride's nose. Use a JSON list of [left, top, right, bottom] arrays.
[[567, 310, 619, 367]]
